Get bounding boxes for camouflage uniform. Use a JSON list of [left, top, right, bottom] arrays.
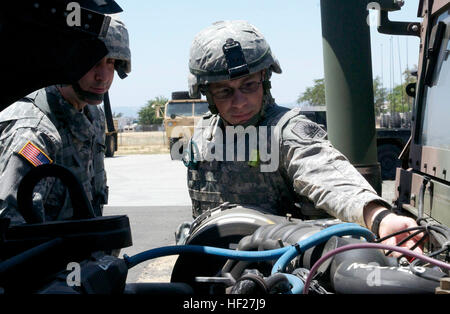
[[0, 86, 108, 225], [186, 20, 391, 227], [0, 17, 130, 226], [187, 104, 390, 226]]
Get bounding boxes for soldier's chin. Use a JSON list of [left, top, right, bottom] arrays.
[[87, 97, 104, 105], [82, 92, 105, 105], [230, 113, 255, 126]]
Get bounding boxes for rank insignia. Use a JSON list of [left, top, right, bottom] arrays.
[[292, 120, 327, 140]]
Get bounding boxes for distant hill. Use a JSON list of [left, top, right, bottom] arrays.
[[279, 102, 298, 109], [111, 106, 141, 118], [110, 102, 298, 118]]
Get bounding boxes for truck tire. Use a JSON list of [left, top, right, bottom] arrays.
[[105, 134, 116, 158], [378, 143, 401, 180], [169, 137, 183, 160]]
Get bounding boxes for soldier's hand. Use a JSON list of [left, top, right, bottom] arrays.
[[378, 213, 424, 258], [364, 203, 424, 258]]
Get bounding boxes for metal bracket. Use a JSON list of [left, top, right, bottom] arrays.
[[367, 0, 421, 37], [195, 272, 236, 287]]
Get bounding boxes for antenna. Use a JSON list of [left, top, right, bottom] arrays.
[[397, 36, 404, 111], [381, 44, 384, 89], [390, 36, 394, 115]]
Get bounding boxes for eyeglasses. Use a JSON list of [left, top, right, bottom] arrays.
[[209, 78, 263, 100]]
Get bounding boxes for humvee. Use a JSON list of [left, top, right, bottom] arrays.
[[163, 91, 210, 159]]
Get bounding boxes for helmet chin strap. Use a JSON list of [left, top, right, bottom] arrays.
[[72, 82, 105, 103]]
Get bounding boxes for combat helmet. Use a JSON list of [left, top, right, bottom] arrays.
[[73, 17, 131, 101], [188, 20, 282, 124], [103, 17, 131, 79]]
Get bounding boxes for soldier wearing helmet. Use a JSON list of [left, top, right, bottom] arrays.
[[0, 18, 131, 225], [183, 20, 422, 252]]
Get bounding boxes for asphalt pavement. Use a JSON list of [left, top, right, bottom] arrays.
[[103, 154, 192, 283]]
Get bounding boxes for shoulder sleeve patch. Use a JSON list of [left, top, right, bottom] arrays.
[[18, 141, 53, 167], [291, 120, 327, 140]]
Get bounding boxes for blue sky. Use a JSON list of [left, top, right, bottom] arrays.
[[108, 0, 422, 114]]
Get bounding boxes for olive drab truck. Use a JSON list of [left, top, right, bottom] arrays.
[[320, 0, 450, 228], [390, 0, 450, 232], [299, 106, 412, 180], [105, 117, 119, 157], [163, 91, 210, 159], [103, 92, 119, 157]]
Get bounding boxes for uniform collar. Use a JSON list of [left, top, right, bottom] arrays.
[[45, 86, 96, 141]]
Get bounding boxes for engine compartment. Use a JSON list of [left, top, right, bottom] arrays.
[[158, 205, 449, 294]]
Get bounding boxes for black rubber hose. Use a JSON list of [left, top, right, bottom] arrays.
[[227, 239, 287, 279], [17, 164, 96, 223], [222, 235, 256, 273], [330, 260, 445, 294], [0, 238, 64, 283], [384, 230, 426, 256], [265, 273, 290, 293], [409, 259, 444, 282], [230, 273, 269, 294]]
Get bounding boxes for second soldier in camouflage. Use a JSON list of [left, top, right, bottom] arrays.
[[0, 18, 131, 225]]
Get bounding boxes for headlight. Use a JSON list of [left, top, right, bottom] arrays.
[[168, 122, 173, 126]]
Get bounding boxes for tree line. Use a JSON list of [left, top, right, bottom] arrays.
[[298, 67, 417, 116], [136, 96, 168, 125], [116, 67, 417, 125]]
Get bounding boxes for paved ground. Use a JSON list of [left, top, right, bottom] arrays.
[[103, 154, 191, 283], [104, 154, 190, 207], [104, 154, 397, 283]]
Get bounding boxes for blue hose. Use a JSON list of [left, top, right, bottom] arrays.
[[124, 244, 288, 269], [123, 223, 374, 294], [125, 223, 373, 269], [283, 274, 305, 294], [271, 223, 374, 275]]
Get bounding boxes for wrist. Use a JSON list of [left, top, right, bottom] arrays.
[[370, 209, 393, 237], [363, 202, 388, 229]]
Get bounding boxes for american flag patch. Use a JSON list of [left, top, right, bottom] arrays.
[[18, 141, 53, 167]]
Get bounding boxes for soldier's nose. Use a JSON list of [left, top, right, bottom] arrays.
[[230, 89, 248, 109], [95, 66, 109, 82]]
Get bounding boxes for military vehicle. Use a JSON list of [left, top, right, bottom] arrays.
[[163, 91, 210, 159], [299, 106, 411, 180], [1, 0, 449, 298], [104, 117, 119, 157], [393, 0, 450, 234], [103, 92, 119, 158]]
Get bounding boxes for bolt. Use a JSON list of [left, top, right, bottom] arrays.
[[395, 0, 405, 8], [399, 257, 409, 266]]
